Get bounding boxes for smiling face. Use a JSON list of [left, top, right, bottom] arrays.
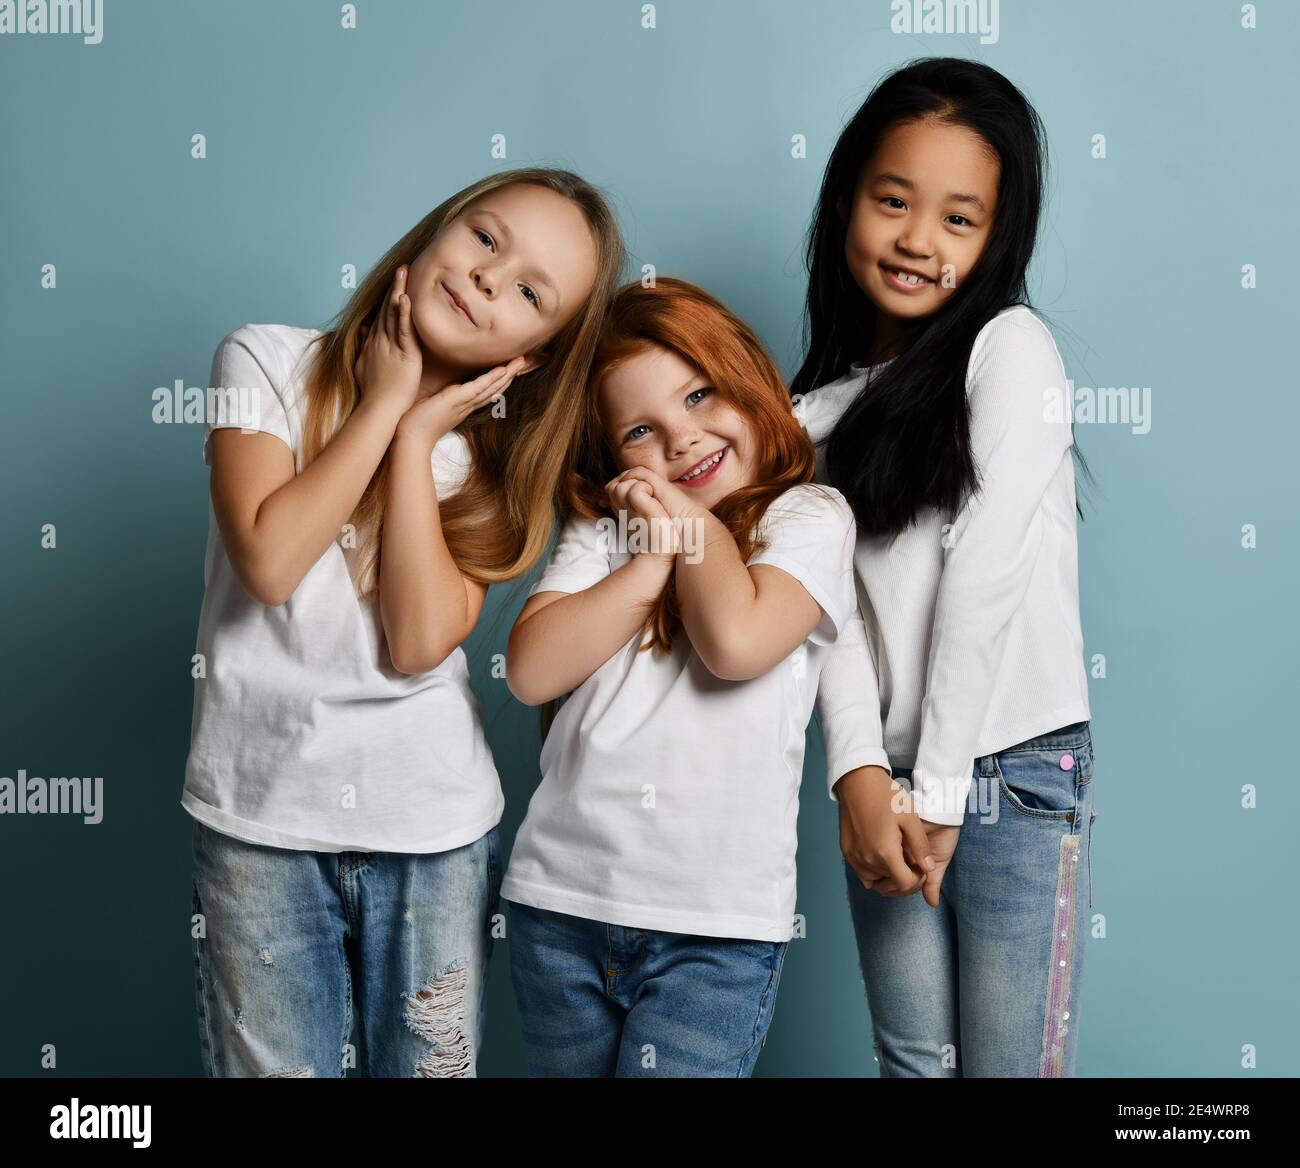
[[404, 182, 600, 384], [599, 344, 753, 510], [840, 117, 1000, 359]]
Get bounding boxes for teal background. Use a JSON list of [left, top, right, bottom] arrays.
[[1, 0, 1294, 1076]]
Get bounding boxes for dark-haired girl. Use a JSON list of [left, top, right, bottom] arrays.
[[795, 58, 1096, 1077]]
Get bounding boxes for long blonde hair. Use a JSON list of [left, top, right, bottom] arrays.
[[300, 168, 626, 596]]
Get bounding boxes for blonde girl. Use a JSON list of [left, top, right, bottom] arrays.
[[185, 168, 625, 1078]]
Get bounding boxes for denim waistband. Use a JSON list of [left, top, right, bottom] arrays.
[[996, 719, 1092, 756]]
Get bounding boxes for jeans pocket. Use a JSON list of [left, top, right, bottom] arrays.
[[994, 751, 1079, 821]]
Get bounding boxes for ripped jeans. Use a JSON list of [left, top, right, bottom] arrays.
[[844, 720, 1097, 1077], [190, 818, 502, 1077]]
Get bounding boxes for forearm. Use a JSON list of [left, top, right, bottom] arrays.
[[379, 433, 473, 672], [247, 398, 405, 601], [508, 555, 672, 704], [675, 510, 759, 672]]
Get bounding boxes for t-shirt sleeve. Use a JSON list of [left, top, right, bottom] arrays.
[[746, 485, 857, 647], [430, 430, 473, 500], [201, 325, 295, 466], [527, 512, 615, 598]]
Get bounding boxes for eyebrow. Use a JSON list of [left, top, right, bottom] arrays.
[[476, 209, 560, 309], [605, 372, 704, 438], [872, 172, 989, 215]]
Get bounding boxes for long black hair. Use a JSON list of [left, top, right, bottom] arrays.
[[791, 58, 1060, 537]]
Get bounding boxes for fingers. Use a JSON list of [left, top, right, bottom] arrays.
[[464, 360, 521, 410], [900, 816, 936, 874], [467, 356, 527, 393], [606, 478, 637, 512], [381, 265, 405, 343], [846, 861, 878, 893], [626, 480, 655, 510], [884, 847, 923, 894], [397, 291, 414, 351], [921, 865, 945, 908], [604, 465, 662, 503]]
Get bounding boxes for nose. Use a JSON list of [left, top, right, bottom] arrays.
[[470, 263, 497, 299], [666, 422, 701, 461], [896, 222, 934, 258]]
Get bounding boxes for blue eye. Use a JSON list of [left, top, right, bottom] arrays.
[[625, 424, 650, 442], [687, 387, 712, 405]]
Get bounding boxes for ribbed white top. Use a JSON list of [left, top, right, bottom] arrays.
[[804, 306, 1091, 824]]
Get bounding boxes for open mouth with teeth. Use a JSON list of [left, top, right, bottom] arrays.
[[675, 446, 728, 486], [882, 264, 933, 287]]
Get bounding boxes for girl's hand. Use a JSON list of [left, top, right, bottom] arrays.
[[838, 765, 936, 898], [870, 822, 960, 907], [606, 473, 680, 563], [354, 266, 423, 415], [607, 464, 707, 524], [392, 355, 533, 447]]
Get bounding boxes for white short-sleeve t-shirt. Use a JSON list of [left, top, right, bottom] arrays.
[[499, 484, 858, 942], [181, 323, 504, 853]]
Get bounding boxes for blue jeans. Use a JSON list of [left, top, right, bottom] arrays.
[[506, 900, 788, 1077], [845, 720, 1097, 1077], [190, 818, 502, 1077]]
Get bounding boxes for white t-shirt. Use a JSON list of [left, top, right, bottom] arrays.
[[500, 484, 858, 942], [805, 305, 1092, 825], [181, 323, 504, 853]]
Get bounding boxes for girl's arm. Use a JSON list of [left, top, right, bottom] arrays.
[[377, 360, 528, 675], [380, 432, 488, 674], [209, 388, 410, 608], [209, 275, 421, 607], [610, 470, 846, 682], [507, 554, 672, 705], [676, 513, 822, 680], [507, 475, 677, 705], [908, 309, 1076, 825]]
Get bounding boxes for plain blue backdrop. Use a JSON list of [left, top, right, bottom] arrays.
[[1, 0, 1294, 1076]]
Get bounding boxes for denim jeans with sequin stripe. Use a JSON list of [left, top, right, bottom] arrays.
[[844, 720, 1097, 1076]]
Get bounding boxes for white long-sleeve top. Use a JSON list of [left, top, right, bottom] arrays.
[[805, 305, 1091, 825]]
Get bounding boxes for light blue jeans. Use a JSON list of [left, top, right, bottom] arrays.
[[190, 818, 502, 1077], [506, 900, 788, 1077], [845, 720, 1097, 1077]]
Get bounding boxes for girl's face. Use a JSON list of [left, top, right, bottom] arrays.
[[405, 183, 599, 382], [599, 344, 753, 511], [840, 118, 1000, 352]]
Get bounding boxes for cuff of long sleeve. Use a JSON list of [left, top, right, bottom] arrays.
[[909, 766, 974, 826], [827, 748, 893, 803]]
